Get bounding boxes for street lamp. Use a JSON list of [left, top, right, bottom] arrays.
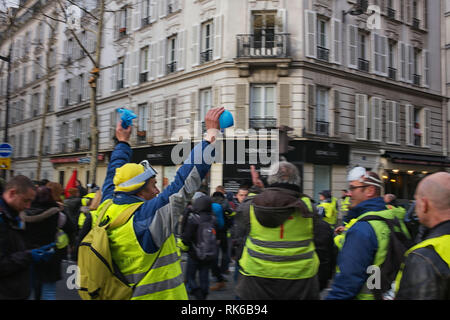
[[342, 0, 369, 22]]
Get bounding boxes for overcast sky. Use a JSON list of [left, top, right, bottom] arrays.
[[0, 0, 19, 11]]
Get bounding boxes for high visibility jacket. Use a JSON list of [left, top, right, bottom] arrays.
[[340, 197, 351, 214], [395, 234, 450, 295], [335, 207, 410, 300], [318, 201, 337, 226], [239, 204, 319, 280], [99, 201, 187, 300]]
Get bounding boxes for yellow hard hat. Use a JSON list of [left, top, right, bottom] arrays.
[[114, 161, 157, 193]]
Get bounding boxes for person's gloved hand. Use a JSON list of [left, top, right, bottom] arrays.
[[30, 242, 56, 263]]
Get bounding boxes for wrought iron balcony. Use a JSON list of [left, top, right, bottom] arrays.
[[139, 72, 148, 84], [237, 33, 290, 58], [358, 58, 370, 72], [249, 118, 277, 129], [200, 49, 213, 64], [317, 46, 330, 62], [388, 67, 397, 80], [315, 121, 329, 136], [412, 18, 421, 29], [167, 61, 177, 74], [413, 74, 421, 86], [387, 8, 396, 20]]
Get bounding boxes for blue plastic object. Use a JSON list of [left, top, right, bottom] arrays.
[[117, 108, 137, 129], [219, 110, 234, 129]]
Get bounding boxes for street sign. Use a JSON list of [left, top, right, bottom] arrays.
[[0, 158, 11, 170], [0, 143, 13, 158]]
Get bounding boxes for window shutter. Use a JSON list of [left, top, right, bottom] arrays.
[[213, 15, 223, 60], [150, 43, 157, 80], [405, 104, 414, 145], [279, 83, 291, 127], [177, 29, 186, 71], [235, 84, 248, 130], [305, 10, 317, 58], [399, 42, 406, 81], [133, 1, 141, 31], [132, 50, 139, 86], [331, 19, 342, 65], [111, 61, 117, 92], [331, 89, 340, 137], [276, 9, 287, 33], [305, 84, 316, 134], [190, 92, 198, 137], [423, 50, 430, 87], [348, 25, 358, 69], [386, 100, 395, 143], [158, 39, 166, 77], [150, 1, 157, 23], [192, 24, 200, 66], [407, 45, 414, 83], [422, 108, 431, 147], [371, 97, 382, 142], [355, 94, 368, 140], [159, 0, 167, 18]]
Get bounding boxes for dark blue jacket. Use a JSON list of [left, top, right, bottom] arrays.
[[101, 141, 213, 254], [326, 197, 386, 300]]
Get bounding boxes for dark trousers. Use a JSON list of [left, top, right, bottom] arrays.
[[186, 255, 211, 300]]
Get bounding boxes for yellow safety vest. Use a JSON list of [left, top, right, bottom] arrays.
[[395, 234, 450, 295], [340, 197, 351, 214], [318, 201, 338, 226], [239, 203, 319, 280], [98, 201, 188, 300]]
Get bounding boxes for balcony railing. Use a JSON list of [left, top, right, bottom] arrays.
[[237, 33, 290, 58], [249, 118, 277, 129], [139, 72, 148, 84], [388, 67, 397, 80], [315, 121, 329, 136], [117, 79, 124, 90], [387, 8, 396, 20], [317, 46, 330, 62], [413, 74, 421, 86], [412, 18, 420, 29], [167, 61, 177, 74], [200, 49, 213, 64], [358, 58, 370, 72]]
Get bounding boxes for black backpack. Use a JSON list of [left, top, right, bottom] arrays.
[[191, 213, 217, 261], [358, 215, 414, 300]]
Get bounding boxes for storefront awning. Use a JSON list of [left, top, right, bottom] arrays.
[[383, 151, 450, 167]]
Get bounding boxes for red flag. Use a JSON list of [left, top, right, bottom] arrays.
[[64, 169, 78, 198]]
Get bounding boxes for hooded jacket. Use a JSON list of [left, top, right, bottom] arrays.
[[0, 198, 32, 299], [234, 184, 335, 299], [181, 196, 217, 260]]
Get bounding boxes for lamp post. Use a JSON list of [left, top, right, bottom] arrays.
[[0, 47, 12, 180]]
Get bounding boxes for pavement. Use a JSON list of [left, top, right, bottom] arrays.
[[56, 255, 238, 300]]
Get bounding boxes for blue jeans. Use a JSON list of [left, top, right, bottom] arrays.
[[186, 255, 211, 299]]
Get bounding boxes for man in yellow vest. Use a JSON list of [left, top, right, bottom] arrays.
[[326, 167, 410, 300], [235, 161, 322, 299], [317, 190, 338, 228], [395, 172, 450, 299], [339, 189, 351, 225], [96, 107, 224, 300]]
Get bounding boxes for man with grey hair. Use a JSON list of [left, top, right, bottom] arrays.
[[395, 172, 450, 299], [234, 161, 335, 299]]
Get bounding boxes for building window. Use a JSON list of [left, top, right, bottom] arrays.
[[32, 93, 40, 117], [413, 48, 421, 86], [117, 57, 125, 89], [28, 130, 36, 156], [141, 0, 152, 27], [137, 103, 149, 143], [118, 7, 128, 37], [316, 87, 329, 136], [201, 21, 213, 63], [317, 19, 329, 62], [44, 126, 51, 154], [140, 46, 149, 83], [167, 36, 177, 74], [358, 33, 369, 72], [199, 88, 212, 131], [250, 85, 276, 129], [253, 12, 276, 52], [388, 41, 397, 80], [164, 98, 177, 140]]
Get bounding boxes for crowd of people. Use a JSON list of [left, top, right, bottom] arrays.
[[1, 107, 449, 300]]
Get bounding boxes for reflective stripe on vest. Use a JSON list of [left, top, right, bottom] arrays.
[[340, 197, 351, 213], [395, 234, 450, 295], [101, 201, 187, 300], [335, 208, 410, 300], [239, 204, 319, 280]]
